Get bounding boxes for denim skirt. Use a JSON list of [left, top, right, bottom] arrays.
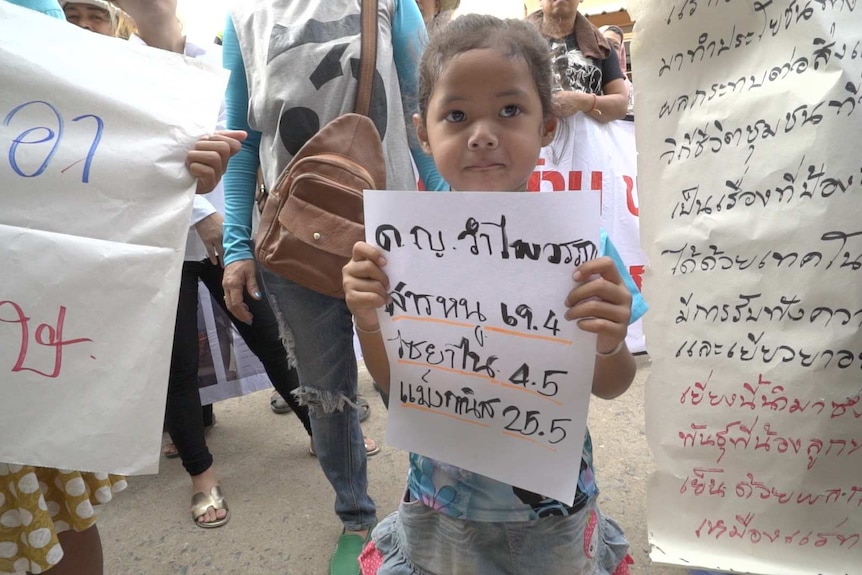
[[370, 493, 630, 575]]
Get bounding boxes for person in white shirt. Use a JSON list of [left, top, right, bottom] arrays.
[[68, 0, 313, 529]]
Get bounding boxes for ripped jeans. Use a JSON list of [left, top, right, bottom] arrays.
[[260, 269, 376, 531]]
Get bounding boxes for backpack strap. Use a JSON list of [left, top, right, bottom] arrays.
[[354, 0, 378, 117]]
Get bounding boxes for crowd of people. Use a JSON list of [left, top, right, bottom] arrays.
[[1, 1, 659, 574]]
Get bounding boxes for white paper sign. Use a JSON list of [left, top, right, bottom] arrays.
[[0, 3, 225, 475], [365, 190, 600, 503], [630, 0, 862, 573]]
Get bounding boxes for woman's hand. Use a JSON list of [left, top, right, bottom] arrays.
[[343, 241, 390, 331], [564, 256, 632, 355], [222, 259, 260, 324], [552, 90, 592, 118], [194, 212, 224, 266], [186, 130, 247, 195]]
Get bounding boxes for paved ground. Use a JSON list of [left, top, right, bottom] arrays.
[[98, 354, 692, 574]]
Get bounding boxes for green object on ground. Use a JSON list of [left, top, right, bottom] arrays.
[[329, 526, 374, 575]]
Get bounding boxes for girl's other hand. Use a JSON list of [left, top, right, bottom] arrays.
[[564, 256, 632, 354], [186, 130, 247, 195], [343, 241, 390, 331]]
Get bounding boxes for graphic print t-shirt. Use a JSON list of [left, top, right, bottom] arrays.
[[551, 33, 624, 95]]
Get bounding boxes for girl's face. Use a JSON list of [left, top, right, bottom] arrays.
[[416, 48, 556, 192]]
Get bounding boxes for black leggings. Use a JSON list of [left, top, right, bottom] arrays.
[[165, 260, 312, 476]]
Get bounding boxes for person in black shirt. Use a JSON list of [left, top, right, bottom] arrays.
[[529, 0, 629, 123]]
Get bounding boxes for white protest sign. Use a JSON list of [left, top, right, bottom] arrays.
[[365, 191, 599, 503], [532, 116, 647, 353], [630, 0, 862, 572], [0, 3, 225, 475]]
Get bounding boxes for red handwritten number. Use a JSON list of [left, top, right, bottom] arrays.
[[0, 301, 93, 378]]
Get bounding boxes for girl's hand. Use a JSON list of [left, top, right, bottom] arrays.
[[564, 257, 632, 354], [186, 130, 247, 195], [343, 242, 390, 331]]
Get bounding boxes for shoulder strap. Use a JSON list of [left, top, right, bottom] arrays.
[[354, 0, 378, 116]]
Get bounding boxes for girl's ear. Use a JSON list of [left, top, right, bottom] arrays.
[[414, 113, 432, 155], [541, 116, 558, 146]]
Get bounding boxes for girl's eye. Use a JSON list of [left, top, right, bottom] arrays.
[[500, 105, 522, 118], [444, 110, 466, 123]]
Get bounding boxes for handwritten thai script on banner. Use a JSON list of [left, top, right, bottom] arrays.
[[0, 3, 225, 475], [629, 0, 862, 572], [365, 191, 600, 503]]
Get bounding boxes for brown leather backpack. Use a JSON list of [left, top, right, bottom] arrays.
[[254, 0, 384, 298]]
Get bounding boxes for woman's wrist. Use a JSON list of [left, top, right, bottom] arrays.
[[587, 93, 602, 116]]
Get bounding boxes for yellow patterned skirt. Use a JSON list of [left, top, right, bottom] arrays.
[[0, 464, 126, 574]]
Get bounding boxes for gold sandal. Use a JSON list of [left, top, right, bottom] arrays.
[[191, 486, 230, 529]]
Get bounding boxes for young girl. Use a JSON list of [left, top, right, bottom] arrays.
[[343, 14, 646, 575]]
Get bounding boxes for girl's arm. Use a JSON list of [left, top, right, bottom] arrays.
[[567, 233, 646, 399], [343, 242, 393, 393], [565, 256, 637, 399], [591, 339, 636, 399]]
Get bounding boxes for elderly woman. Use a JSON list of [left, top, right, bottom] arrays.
[[529, 0, 628, 123]]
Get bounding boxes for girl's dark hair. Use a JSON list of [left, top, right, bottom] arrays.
[[416, 14, 553, 123]]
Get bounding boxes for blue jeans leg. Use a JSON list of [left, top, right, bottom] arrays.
[[260, 269, 376, 531]]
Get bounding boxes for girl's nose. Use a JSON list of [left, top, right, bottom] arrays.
[[468, 122, 498, 150]]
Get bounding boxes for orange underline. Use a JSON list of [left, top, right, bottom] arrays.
[[484, 325, 572, 345], [501, 430, 557, 453], [401, 403, 491, 427], [390, 315, 572, 345], [391, 316, 474, 329], [398, 359, 564, 406]]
